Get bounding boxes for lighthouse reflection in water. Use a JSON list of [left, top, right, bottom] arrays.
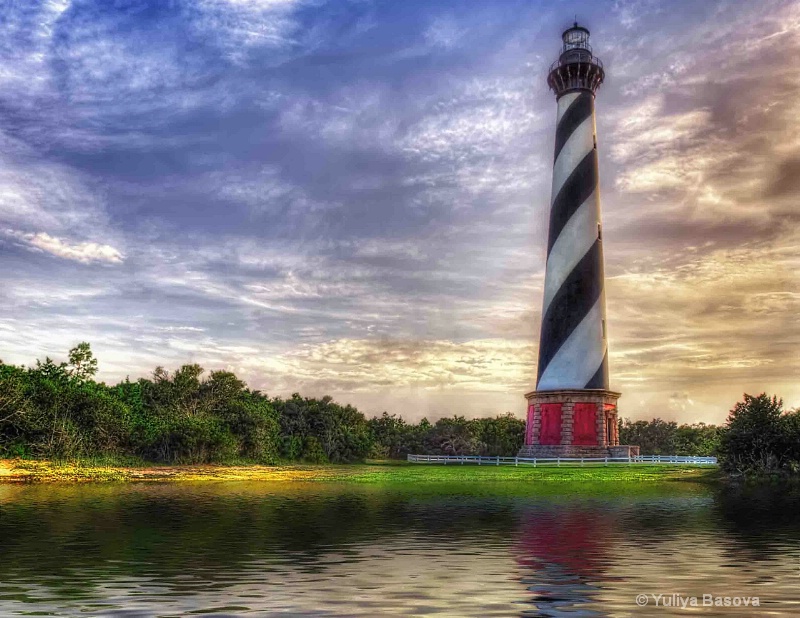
[[515, 506, 614, 615]]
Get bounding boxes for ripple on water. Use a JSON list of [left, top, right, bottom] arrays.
[[0, 482, 799, 616]]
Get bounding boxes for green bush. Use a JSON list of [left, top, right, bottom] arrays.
[[273, 394, 372, 463], [618, 418, 722, 457], [0, 346, 282, 464], [718, 393, 798, 475], [470, 414, 526, 456], [301, 436, 329, 464]]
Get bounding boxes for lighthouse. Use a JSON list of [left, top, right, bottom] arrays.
[[519, 23, 638, 459]]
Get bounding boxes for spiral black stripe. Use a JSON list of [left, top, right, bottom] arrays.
[[537, 239, 603, 383], [553, 92, 593, 161], [584, 349, 609, 389], [547, 149, 598, 255]]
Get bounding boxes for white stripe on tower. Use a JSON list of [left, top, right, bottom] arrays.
[[541, 189, 597, 315], [551, 113, 594, 199], [556, 92, 580, 121], [537, 296, 606, 390]]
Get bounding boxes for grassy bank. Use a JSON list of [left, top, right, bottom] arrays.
[[0, 458, 719, 485]]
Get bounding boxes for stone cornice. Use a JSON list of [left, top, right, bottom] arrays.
[[524, 389, 621, 401]]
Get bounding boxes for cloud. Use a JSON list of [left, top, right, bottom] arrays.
[[189, 0, 307, 67], [0, 131, 112, 234], [400, 77, 542, 163], [4, 230, 124, 264], [606, 232, 800, 419], [243, 337, 535, 394], [424, 15, 467, 50], [764, 157, 800, 199]]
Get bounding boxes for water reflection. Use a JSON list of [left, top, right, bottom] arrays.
[[0, 481, 798, 616], [515, 507, 615, 616]]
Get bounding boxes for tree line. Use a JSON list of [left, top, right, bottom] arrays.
[[618, 418, 722, 456], [0, 344, 524, 463], [1, 344, 796, 475]]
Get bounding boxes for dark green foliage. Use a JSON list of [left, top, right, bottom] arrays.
[[131, 366, 280, 464], [717, 393, 799, 475], [618, 418, 721, 457], [222, 394, 281, 462], [470, 414, 526, 457], [366, 413, 524, 458], [367, 412, 405, 459], [0, 345, 530, 464], [673, 423, 721, 456], [0, 348, 133, 458], [425, 416, 480, 456], [272, 394, 372, 463], [300, 436, 329, 464], [783, 412, 800, 473], [367, 412, 428, 459], [0, 345, 279, 464], [0, 364, 36, 457], [67, 342, 98, 381], [619, 418, 677, 455]]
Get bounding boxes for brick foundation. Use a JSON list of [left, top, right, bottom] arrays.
[[519, 389, 639, 458]]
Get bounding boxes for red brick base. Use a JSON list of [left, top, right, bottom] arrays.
[[522, 389, 629, 451]]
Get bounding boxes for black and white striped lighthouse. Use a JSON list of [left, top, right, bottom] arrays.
[[519, 23, 638, 459], [539, 23, 607, 392]]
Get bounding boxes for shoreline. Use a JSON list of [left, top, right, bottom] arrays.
[[0, 458, 720, 485]]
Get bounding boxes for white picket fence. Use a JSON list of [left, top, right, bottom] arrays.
[[406, 454, 717, 466]]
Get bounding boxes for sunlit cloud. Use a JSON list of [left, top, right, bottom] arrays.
[[4, 230, 124, 264]]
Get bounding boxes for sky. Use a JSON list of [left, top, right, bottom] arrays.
[[1, 0, 798, 424]]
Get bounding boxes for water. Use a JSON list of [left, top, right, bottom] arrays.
[[1, 480, 798, 616]]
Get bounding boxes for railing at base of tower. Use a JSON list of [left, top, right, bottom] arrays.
[[406, 454, 717, 466]]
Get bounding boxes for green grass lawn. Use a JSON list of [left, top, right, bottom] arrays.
[[2, 457, 720, 485]]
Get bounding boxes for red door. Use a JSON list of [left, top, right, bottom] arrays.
[[540, 404, 562, 445], [572, 403, 597, 445]]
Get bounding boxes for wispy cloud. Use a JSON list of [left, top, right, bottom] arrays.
[[5, 230, 124, 264]]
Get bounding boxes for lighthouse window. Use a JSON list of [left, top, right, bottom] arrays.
[[598, 223, 602, 240], [602, 320, 607, 338]]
